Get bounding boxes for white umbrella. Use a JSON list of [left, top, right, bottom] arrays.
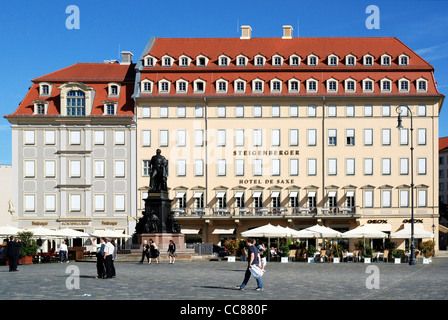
[[27, 227, 59, 238], [306, 224, 342, 238], [342, 224, 388, 249], [390, 223, 434, 239], [276, 225, 303, 238], [241, 223, 288, 238], [53, 228, 91, 238], [0, 225, 24, 237], [90, 229, 132, 238]]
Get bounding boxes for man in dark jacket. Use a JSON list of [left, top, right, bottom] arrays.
[[7, 236, 22, 272]]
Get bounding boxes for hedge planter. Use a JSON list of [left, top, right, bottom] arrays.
[[364, 258, 371, 263], [394, 258, 401, 264], [423, 257, 432, 264], [281, 257, 288, 263], [227, 256, 235, 262]]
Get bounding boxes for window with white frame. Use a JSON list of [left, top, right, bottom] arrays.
[[159, 106, 168, 118], [145, 56, 155, 66], [272, 55, 283, 66], [24, 160, 35, 178], [162, 56, 173, 67], [271, 80, 282, 93], [382, 129, 391, 145], [328, 158, 337, 175], [94, 194, 105, 211], [271, 129, 280, 146], [399, 55, 409, 66], [382, 190, 391, 207], [235, 80, 245, 93], [290, 105, 298, 117], [346, 105, 355, 117], [235, 129, 245, 146], [328, 55, 338, 66], [142, 160, 151, 176], [237, 55, 247, 66], [253, 80, 264, 93], [70, 194, 81, 212], [195, 105, 204, 117], [417, 190, 427, 207], [177, 129, 186, 147], [400, 189, 409, 207], [400, 128, 409, 145], [346, 129, 355, 146], [346, 55, 356, 66], [345, 79, 355, 92], [142, 106, 151, 118], [399, 79, 410, 92], [255, 55, 265, 66], [177, 159, 186, 176], [176, 81, 188, 93], [217, 105, 226, 117], [272, 105, 280, 117], [364, 190, 373, 208], [219, 56, 229, 66], [418, 105, 426, 117], [364, 158, 373, 175], [307, 79, 318, 92], [253, 129, 262, 146], [194, 160, 204, 176], [328, 105, 337, 117], [142, 130, 151, 147], [308, 159, 317, 176], [418, 128, 427, 145], [141, 80, 152, 93], [290, 159, 299, 176], [254, 159, 262, 176], [328, 129, 337, 146], [290, 55, 300, 66], [115, 130, 125, 145], [115, 160, 125, 178], [115, 194, 125, 211], [217, 159, 226, 176], [289, 79, 300, 92], [418, 158, 427, 175], [400, 158, 409, 175], [194, 80, 206, 93], [236, 105, 244, 117], [382, 105, 391, 117], [346, 158, 355, 175], [70, 130, 81, 145], [290, 129, 298, 146], [254, 105, 262, 117], [381, 79, 391, 92], [308, 129, 317, 146], [235, 159, 244, 176], [45, 160, 56, 178], [364, 105, 373, 117], [45, 130, 55, 145], [308, 105, 317, 117], [217, 129, 226, 146], [179, 56, 190, 67], [70, 160, 81, 178], [94, 160, 105, 178], [382, 158, 391, 175], [160, 130, 169, 147], [25, 194, 35, 212], [159, 80, 170, 93], [194, 130, 204, 147], [363, 55, 374, 65], [363, 79, 374, 92], [327, 80, 338, 92], [417, 79, 427, 92], [364, 129, 373, 146], [45, 194, 56, 212], [216, 80, 228, 93], [381, 55, 391, 66], [308, 55, 318, 66]]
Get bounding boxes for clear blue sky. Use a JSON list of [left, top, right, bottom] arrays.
[[0, 0, 447, 165]]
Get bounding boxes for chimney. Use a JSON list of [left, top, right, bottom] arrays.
[[240, 25, 252, 39], [120, 51, 133, 65], [282, 25, 293, 39]]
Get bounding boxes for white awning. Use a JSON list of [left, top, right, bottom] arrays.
[[253, 191, 262, 198], [366, 223, 392, 232], [181, 228, 200, 235], [216, 192, 226, 198], [193, 192, 203, 198], [212, 228, 235, 235], [175, 192, 185, 198], [271, 191, 280, 198], [308, 191, 316, 197], [328, 191, 336, 197], [289, 191, 298, 197], [234, 191, 244, 198], [346, 191, 355, 197]]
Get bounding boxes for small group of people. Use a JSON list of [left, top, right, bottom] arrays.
[[140, 239, 177, 264], [6, 236, 23, 272], [95, 238, 117, 279]]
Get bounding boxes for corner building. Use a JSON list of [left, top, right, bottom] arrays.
[[134, 26, 443, 250]]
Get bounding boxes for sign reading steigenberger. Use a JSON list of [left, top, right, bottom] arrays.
[[233, 150, 300, 156]]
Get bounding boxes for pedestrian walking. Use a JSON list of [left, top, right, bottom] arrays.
[[59, 240, 69, 263], [140, 240, 150, 264], [236, 238, 263, 291], [148, 239, 159, 264], [111, 240, 117, 277], [96, 238, 106, 279], [258, 242, 267, 271], [167, 239, 176, 264], [7, 236, 22, 272], [103, 238, 115, 278]]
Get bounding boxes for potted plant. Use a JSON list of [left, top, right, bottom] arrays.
[[419, 240, 435, 263], [223, 239, 238, 262], [16, 231, 40, 264], [307, 245, 316, 263], [364, 246, 372, 263], [392, 249, 404, 264], [279, 243, 290, 263]]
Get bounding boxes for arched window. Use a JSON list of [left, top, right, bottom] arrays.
[[67, 90, 86, 116]]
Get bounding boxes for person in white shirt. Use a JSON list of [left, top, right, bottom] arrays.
[[103, 238, 116, 278], [59, 241, 68, 263]]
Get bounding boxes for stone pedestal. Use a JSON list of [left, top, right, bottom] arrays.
[[144, 191, 172, 233], [136, 233, 186, 250]]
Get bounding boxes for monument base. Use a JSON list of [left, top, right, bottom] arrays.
[[136, 233, 186, 250]]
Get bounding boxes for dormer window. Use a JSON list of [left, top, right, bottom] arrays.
[[326, 79, 338, 92], [179, 55, 191, 67], [399, 78, 410, 92], [176, 80, 188, 93], [272, 55, 283, 66], [196, 55, 208, 67], [417, 78, 428, 92], [236, 55, 247, 66], [39, 83, 52, 96], [289, 55, 300, 66], [67, 90, 86, 116], [308, 55, 318, 66], [362, 78, 374, 92], [381, 78, 392, 92], [345, 55, 356, 66], [252, 79, 264, 93], [162, 55, 173, 67], [216, 79, 228, 93], [235, 79, 246, 93], [270, 79, 282, 93], [255, 55, 266, 66], [108, 83, 121, 97], [328, 55, 338, 66], [141, 80, 153, 93], [344, 79, 356, 93], [219, 55, 230, 66], [103, 101, 117, 115], [194, 79, 206, 93], [381, 54, 391, 66], [306, 79, 318, 92], [158, 80, 171, 93], [32, 100, 48, 115], [288, 79, 300, 93], [363, 55, 374, 66], [399, 54, 409, 66], [144, 55, 156, 67]]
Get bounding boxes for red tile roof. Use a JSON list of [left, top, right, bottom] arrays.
[[6, 63, 135, 118], [440, 137, 448, 152]]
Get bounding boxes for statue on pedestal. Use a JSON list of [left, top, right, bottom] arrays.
[[149, 149, 168, 191]]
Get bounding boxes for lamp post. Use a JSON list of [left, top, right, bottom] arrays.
[[396, 105, 416, 265]]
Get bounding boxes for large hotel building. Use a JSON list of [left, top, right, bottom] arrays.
[[5, 26, 444, 251]]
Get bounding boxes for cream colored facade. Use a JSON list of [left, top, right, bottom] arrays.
[[135, 95, 441, 250]]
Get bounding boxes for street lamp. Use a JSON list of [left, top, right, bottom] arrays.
[[396, 105, 416, 265]]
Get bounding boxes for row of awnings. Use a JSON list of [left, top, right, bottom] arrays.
[[175, 191, 353, 199]]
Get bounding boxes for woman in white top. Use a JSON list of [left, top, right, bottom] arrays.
[[59, 241, 68, 263]]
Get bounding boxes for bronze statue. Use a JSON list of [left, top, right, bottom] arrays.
[[149, 149, 168, 191]]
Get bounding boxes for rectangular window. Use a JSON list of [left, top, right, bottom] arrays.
[[94, 131, 105, 145], [194, 160, 204, 176], [382, 158, 391, 175], [254, 105, 262, 117], [160, 106, 168, 118], [328, 158, 337, 175], [382, 129, 391, 145], [45, 194, 56, 212], [70, 160, 81, 178], [308, 105, 316, 117], [115, 194, 125, 211], [290, 105, 298, 117], [177, 106, 186, 118], [70, 131, 81, 145], [235, 159, 244, 176], [177, 130, 186, 147], [115, 160, 125, 178], [235, 129, 244, 147], [289, 129, 298, 146], [418, 190, 427, 207], [94, 160, 105, 178], [308, 129, 317, 146], [400, 129, 408, 145], [217, 159, 226, 176], [272, 105, 280, 117], [235, 105, 244, 117], [272, 159, 280, 176], [418, 158, 427, 175], [254, 159, 262, 176], [346, 158, 355, 175], [364, 190, 373, 208], [142, 106, 151, 118], [217, 129, 226, 146], [94, 194, 105, 211], [418, 129, 426, 145], [400, 158, 409, 175], [253, 129, 262, 146], [195, 106, 204, 118], [45, 130, 55, 145], [25, 194, 35, 212], [364, 105, 373, 117], [24, 160, 35, 178], [382, 105, 391, 117], [142, 160, 150, 176], [418, 105, 426, 117], [177, 160, 186, 176], [364, 129, 373, 146], [346, 105, 354, 117], [346, 129, 355, 146], [328, 129, 337, 146], [142, 130, 151, 147], [115, 131, 125, 145], [271, 129, 280, 147], [382, 190, 391, 207], [160, 130, 169, 147], [364, 158, 373, 175], [328, 105, 337, 117], [217, 105, 226, 118], [45, 160, 56, 178], [194, 130, 204, 147], [308, 158, 317, 176], [400, 190, 409, 207], [70, 194, 81, 212], [24, 130, 35, 145], [290, 159, 299, 176]]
